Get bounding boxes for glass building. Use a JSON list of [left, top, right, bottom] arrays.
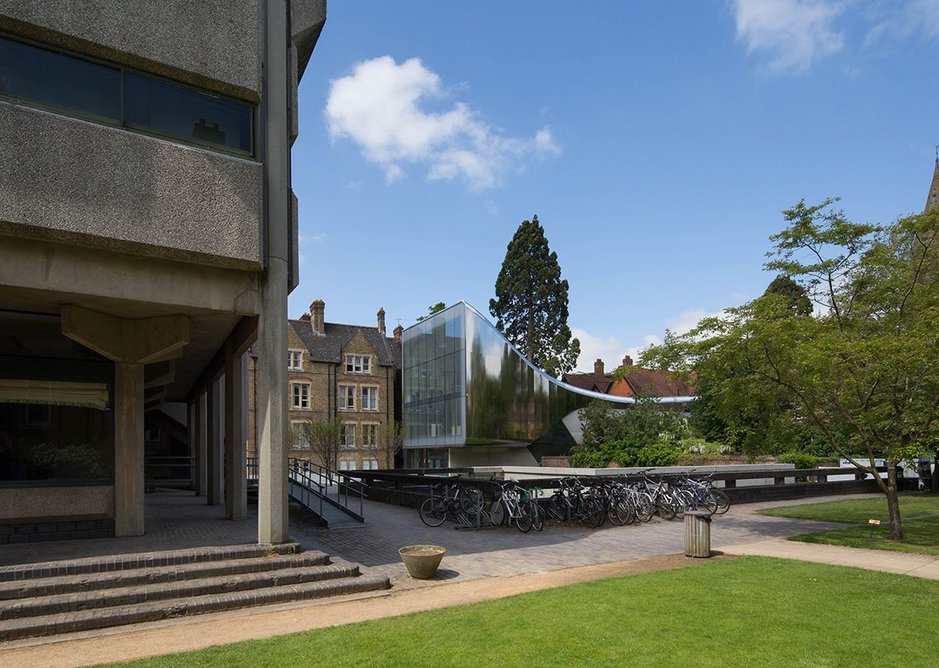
[[402, 303, 691, 467]]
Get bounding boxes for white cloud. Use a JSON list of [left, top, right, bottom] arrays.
[[571, 329, 661, 374], [325, 56, 559, 190], [572, 307, 727, 373], [730, 0, 846, 74], [864, 0, 939, 44]]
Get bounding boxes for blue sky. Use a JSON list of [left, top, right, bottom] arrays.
[[289, 0, 939, 372]]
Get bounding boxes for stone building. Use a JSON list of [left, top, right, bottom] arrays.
[[0, 1, 325, 544], [248, 301, 402, 471]]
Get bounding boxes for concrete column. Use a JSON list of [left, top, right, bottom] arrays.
[[225, 352, 247, 520], [195, 391, 207, 496], [257, 0, 291, 544], [206, 375, 223, 506], [114, 362, 145, 536]]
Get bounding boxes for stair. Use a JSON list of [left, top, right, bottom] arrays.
[[0, 543, 389, 641]]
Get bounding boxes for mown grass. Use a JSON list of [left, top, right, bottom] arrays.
[[110, 557, 939, 668], [759, 493, 939, 555]]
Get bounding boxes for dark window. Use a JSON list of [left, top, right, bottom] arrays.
[[0, 34, 254, 157], [124, 72, 253, 155], [0, 35, 120, 121]]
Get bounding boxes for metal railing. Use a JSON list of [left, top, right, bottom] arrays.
[[244, 457, 364, 523], [144, 455, 194, 490]]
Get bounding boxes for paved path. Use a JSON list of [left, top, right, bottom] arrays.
[[1, 492, 936, 666]]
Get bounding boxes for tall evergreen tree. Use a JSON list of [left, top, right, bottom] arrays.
[[763, 274, 813, 315], [489, 215, 580, 376]]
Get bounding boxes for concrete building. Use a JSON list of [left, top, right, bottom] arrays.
[[0, 1, 325, 544], [247, 302, 402, 472]]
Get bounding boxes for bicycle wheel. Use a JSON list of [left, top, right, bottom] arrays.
[[460, 487, 485, 514], [530, 502, 544, 532], [419, 497, 447, 527], [655, 496, 676, 520], [580, 497, 604, 528], [634, 492, 655, 523], [609, 498, 635, 526], [489, 499, 506, 526], [711, 488, 731, 514], [515, 501, 534, 533], [545, 493, 567, 522]]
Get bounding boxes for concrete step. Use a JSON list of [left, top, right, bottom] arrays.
[[0, 573, 391, 641], [0, 559, 350, 616], [0, 543, 302, 582], [0, 551, 330, 600]]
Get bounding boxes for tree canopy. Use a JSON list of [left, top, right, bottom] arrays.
[[489, 215, 580, 377], [643, 198, 939, 540]]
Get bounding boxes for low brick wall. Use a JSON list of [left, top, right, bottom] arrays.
[[0, 515, 115, 544]]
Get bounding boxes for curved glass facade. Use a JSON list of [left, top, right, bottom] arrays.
[[403, 302, 644, 450]]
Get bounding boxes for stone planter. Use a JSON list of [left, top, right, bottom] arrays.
[[398, 544, 446, 579]]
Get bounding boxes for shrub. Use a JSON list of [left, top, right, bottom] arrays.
[[777, 451, 818, 470]]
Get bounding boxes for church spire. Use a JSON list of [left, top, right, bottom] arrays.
[[926, 149, 939, 213]]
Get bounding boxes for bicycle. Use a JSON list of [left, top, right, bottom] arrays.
[[418, 476, 485, 527]]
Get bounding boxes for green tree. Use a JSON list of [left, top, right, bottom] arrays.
[[763, 274, 813, 316], [291, 419, 342, 471], [572, 397, 690, 467], [416, 302, 447, 322], [643, 199, 939, 540], [489, 215, 580, 376]]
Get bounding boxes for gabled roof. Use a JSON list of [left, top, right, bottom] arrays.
[[620, 369, 694, 397], [563, 367, 694, 398], [289, 320, 400, 367]]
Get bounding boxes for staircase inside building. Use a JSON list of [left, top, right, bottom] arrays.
[[0, 543, 389, 641]]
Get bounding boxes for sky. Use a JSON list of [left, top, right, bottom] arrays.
[[288, 0, 939, 373]]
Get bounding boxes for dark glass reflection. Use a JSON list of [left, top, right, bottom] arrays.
[[124, 73, 252, 154], [0, 36, 120, 121]]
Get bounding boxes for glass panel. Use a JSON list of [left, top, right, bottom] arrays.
[[0, 36, 120, 121], [124, 72, 252, 154]]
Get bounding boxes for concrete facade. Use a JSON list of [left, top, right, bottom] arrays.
[[0, 1, 326, 543]]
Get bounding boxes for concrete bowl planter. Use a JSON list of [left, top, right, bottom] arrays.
[[398, 544, 446, 579]]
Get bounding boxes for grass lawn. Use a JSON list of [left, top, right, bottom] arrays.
[[111, 557, 939, 668], [759, 493, 939, 555]]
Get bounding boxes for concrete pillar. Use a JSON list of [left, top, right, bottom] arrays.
[[114, 362, 145, 536], [257, 0, 291, 544], [61, 305, 188, 537], [195, 390, 207, 496], [225, 352, 247, 520], [206, 375, 223, 506]]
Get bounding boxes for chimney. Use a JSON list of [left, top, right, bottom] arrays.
[[393, 324, 403, 342], [622, 355, 633, 367], [377, 307, 386, 336], [310, 299, 325, 335], [594, 358, 604, 380]]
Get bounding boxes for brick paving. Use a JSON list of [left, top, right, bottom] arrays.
[[0, 491, 860, 590]]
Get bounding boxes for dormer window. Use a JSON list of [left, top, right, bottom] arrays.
[[345, 354, 371, 374]]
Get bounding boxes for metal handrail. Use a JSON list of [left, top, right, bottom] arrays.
[[288, 459, 365, 521]]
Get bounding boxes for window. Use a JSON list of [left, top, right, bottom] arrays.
[[291, 383, 310, 409], [361, 386, 378, 411], [340, 423, 356, 449], [338, 460, 353, 471], [290, 422, 307, 449], [362, 458, 379, 470], [345, 354, 371, 374], [0, 34, 254, 157], [288, 350, 303, 370], [338, 384, 355, 410], [362, 423, 379, 448]]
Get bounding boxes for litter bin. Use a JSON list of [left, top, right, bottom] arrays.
[[684, 510, 712, 558]]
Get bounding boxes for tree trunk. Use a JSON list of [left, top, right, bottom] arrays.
[[886, 463, 904, 541]]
